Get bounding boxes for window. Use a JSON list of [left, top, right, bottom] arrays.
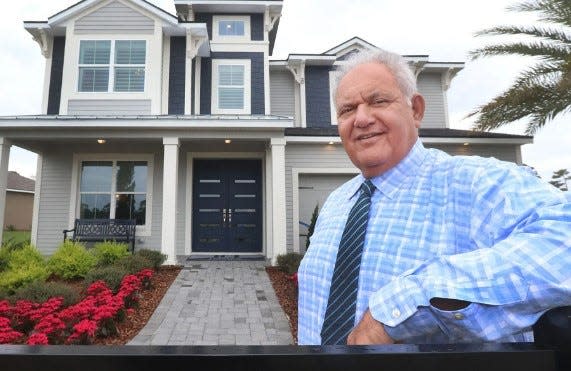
[[212, 59, 251, 114], [79, 160, 149, 225], [213, 16, 250, 41], [78, 40, 146, 92]]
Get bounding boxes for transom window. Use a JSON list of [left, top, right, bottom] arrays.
[[213, 15, 250, 41], [78, 40, 146, 92], [212, 59, 251, 114], [79, 160, 148, 225]]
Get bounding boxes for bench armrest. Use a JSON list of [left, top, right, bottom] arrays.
[[62, 228, 75, 241]]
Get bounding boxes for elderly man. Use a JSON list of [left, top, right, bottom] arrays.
[[297, 49, 571, 345]]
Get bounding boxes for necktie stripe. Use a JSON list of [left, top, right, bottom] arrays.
[[320, 179, 375, 345]]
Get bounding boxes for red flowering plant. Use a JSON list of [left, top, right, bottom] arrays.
[[137, 269, 154, 290], [0, 268, 149, 345]]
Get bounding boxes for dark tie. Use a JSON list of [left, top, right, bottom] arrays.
[[320, 179, 375, 345]]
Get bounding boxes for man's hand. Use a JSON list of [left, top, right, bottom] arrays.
[[346, 309, 395, 345]]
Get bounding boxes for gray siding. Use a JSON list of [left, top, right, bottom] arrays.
[[74, 1, 154, 34], [417, 73, 447, 128], [168, 37, 186, 115], [305, 66, 332, 127], [36, 152, 73, 255], [47, 37, 65, 115], [67, 100, 151, 115], [200, 52, 265, 115], [284, 144, 356, 252], [270, 70, 295, 117]]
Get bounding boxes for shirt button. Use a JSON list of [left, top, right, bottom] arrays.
[[454, 313, 464, 320], [392, 308, 401, 318]]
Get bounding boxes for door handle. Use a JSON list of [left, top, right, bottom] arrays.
[[228, 209, 232, 226], [222, 208, 227, 224]]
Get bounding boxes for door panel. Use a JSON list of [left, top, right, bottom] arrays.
[[193, 159, 262, 253]]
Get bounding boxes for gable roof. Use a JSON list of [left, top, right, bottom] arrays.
[[7, 171, 35, 193]]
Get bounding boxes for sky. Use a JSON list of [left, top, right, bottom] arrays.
[[1, 0, 569, 180]]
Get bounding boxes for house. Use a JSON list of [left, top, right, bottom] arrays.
[[3, 171, 35, 231], [0, 0, 532, 264]]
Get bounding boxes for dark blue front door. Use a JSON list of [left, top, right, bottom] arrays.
[[192, 159, 262, 253]]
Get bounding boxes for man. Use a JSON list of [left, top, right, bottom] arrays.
[[297, 49, 571, 345]]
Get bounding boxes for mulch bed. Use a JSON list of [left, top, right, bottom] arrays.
[[266, 266, 298, 343]]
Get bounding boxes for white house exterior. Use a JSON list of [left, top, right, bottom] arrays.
[[0, 0, 532, 264]]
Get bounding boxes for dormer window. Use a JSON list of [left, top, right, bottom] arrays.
[[78, 40, 146, 92], [213, 16, 250, 42]]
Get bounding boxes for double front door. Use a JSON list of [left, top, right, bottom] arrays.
[[192, 159, 262, 253]]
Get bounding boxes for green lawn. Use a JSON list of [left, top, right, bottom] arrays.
[[2, 230, 31, 246]]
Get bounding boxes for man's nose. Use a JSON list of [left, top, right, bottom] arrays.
[[354, 104, 373, 127]]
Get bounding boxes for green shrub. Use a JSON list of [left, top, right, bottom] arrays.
[[84, 265, 129, 292], [92, 241, 131, 267], [0, 244, 49, 294], [276, 252, 304, 275], [114, 254, 153, 275], [47, 240, 96, 280], [135, 249, 167, 270], [11, 281, 80, 307]]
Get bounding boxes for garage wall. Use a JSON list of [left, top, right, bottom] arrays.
[[284, 143, 358, 253]]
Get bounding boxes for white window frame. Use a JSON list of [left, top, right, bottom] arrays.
[[211, 59, 251, 115], [213, 15, 250, 42], [78, 39, 146, 93], [69, 154, 154, 236]]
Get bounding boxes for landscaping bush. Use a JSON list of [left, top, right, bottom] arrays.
[[11, 281, 80, 308], [136, 249, 167, 270], [276, 252, 304, 275], [0, 244, 49, 294], [84, 265, 129, 292], [47, 240, 96, 280], [92, 241, 130, 267], [114, 254, 153, 275]]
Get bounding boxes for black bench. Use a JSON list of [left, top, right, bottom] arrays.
[[63, 218, 136, 253]]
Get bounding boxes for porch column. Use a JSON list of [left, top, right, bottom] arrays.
[[270, 137, 287, 264], [0, 138, 11, 244], [162, 137, 180, 265]]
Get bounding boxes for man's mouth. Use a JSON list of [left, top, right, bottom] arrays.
[[357, 132, 383, 140]]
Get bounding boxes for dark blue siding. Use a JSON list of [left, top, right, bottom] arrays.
[[195, 13, 213, 40], [168, 37, 186, 115], [47, 37, 65, 115], [200, 52, 265, 115], [251, 14, 264, 41], [305, 66, 332, 127]]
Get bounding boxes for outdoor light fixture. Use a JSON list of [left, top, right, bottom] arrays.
[[97, 139, 106, 144], [463, 142, 469, 146], [225, 139, 232, 144], [328, 141, 334, 145]]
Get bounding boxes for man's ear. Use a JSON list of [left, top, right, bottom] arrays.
[[411, 94, 425, 128]]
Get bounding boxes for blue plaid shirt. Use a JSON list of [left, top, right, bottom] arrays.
[[298, 139, 571, 344]]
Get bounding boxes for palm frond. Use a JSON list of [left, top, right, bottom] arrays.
[[470, 41, 570, 62], [475, 25, 571, 45], [509, 0, 571, 27]]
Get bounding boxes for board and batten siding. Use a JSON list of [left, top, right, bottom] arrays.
[[417, 73, 447, 129], [35, 152, 73, 256], [284, 144, 356, 252], [67, 100, 152, 115], [270, 70, 295, 117], [74, 0, 155, 34]]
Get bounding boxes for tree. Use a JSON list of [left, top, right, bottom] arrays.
[[549, 168, 570, 190], [305, 204, 319, 251], [468, 0, 571, 134]]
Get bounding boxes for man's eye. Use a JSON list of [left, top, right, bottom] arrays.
[[338, 107, 353, 116]]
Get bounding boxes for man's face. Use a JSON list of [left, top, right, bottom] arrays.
[[335, 62, 425, 178]]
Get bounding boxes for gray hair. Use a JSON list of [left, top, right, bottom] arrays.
[[332, 49, 418, 107]]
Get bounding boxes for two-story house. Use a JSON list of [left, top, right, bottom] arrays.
[[0, 0, 532, 264]]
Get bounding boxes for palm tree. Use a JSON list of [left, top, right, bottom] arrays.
[[549, 168, 570, 190], [468, 0, 571, 134]]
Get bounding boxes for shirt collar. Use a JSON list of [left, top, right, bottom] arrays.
[[347, 139, 428, 200]]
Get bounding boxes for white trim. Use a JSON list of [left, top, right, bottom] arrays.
[[291, 167, 359, 253], [6, 189, 35, 194], [184, 152, 266, 256], [328, 70, 337, 125], [31, 154, 42, 246], [210, 42, 267, 53], [184, 38, 193, 115], [269, 137, 286, 264], [161, 35, 170, 115], [211, 59, 251, 115], [264, 48, 270, 115], [68, 153, 154, 236], [162, 137, 179, 264], [212, 15, 251, 43], [194, 57, 201, 114], [42, 54, 53, 114], [420, 137, 533, 145], [0, 139, 11, 244], [286, 136, 341, 143]]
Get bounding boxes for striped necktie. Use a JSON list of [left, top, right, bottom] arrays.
[[320, 179, 375, 345]]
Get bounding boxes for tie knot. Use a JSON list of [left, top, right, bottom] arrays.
[[361, 180, 375, 197]]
